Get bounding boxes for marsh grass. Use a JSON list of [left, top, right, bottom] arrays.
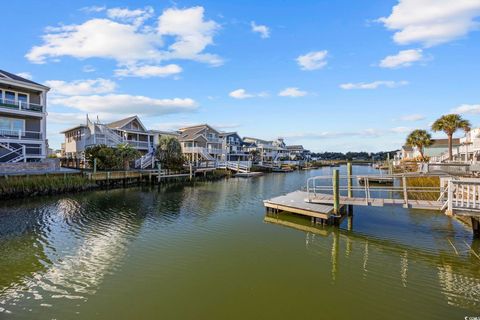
[[404, 176, 440, 201], [0, 174, 94, 199]]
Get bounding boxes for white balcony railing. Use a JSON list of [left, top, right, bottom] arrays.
[[183, 147, 225, 155], [0, 129, 43, 140], [0, 98, 44, 113], [124, 140, 150, 149]]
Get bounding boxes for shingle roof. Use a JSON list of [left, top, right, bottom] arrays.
[[0, 69, 49, 89], [286, 145, 304, 150], [107, 116, 147, 131], [178, 127, 206, 141]]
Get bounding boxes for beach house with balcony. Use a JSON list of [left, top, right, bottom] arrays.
[[219, 132, 248, 161], [243, 137, 289, 163], [61, 115, 178, 168], [178, 124, 223, 162], [0, 70, 49, 163]]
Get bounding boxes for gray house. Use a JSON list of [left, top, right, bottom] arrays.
[[0, 70, 50, 162]]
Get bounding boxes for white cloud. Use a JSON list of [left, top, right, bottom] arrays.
[[378, 0, 480, 47], [390, 126, 412, 133], [106, 6, 154, 26], [399, 114, 425, 121], [339, 80, 408, 90], [157, 6, 222, 65], [228, 89, 268, 99], [80, 6, 106, 13], [48, 112, 88, 125], [251, 21, 270, 38], [26, 6, 222, 73], [45, 78, 117, 96], [379, 49, 423, 68], [451, 104, 480, 114], [115, 64, 182, 78], [229, 89, 254, 99], [26, 18, 162, 64], [16, 72, 33, 80], [50, 94, 197, 117], [278, 87, 307, 97], [296, 50, 328, 70]]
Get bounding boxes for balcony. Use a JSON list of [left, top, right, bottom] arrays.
[[0, 98, 43, 113], [0, 129, 43, 140], [125, 140, 150, 149]]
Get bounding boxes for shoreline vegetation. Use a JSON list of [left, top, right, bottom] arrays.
[[1, 162, 441, 202], [0, 169, 231, 200]]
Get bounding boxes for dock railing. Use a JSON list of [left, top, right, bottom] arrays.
[[306, 173, 480, 215], [306, 174, 444, 207]]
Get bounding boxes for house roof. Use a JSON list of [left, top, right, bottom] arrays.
[[178, 127, 207, 141], [286, 145, 304, 150], [0, 69, 50, 90], [429, 138, 461, 147], [107, 115, 147, 132], [243, 137, 271, 145], [60, 124, 88, 134], [178, 124, 219, 134]]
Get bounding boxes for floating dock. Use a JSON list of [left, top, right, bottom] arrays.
[[235, 172, 264, 178], [357, 175, 394, 184], [263, 190, 343, 221]]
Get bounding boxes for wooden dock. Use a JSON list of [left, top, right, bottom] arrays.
[[263, 190, 340, 220]]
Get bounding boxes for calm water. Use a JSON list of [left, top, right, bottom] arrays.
[[1, 165, 479, 319]]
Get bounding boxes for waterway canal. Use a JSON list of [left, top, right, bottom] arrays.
[[1, 165, 479, 319]]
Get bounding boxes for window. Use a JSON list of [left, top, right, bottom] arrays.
[[5, 91, 15, 102], [18, 93, 28, 106], [0, 117, 25, 134]]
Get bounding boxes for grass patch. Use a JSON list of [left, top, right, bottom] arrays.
[[0, 174, 94, 199], [404, 176, 440, 201]]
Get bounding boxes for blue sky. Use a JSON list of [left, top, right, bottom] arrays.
[[2, 0, 480, 152]]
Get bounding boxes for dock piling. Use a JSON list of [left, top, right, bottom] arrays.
[[333, 169, 340, 214]]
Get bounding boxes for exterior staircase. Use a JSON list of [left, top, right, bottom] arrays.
[[199, 147, 215, 161], [135, 151, 155, 169], [0, 142, 25, 163]]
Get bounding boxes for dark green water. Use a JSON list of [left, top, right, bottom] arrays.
[[1, 165, 479, 319]]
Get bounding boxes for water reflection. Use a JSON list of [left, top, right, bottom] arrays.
[[264, 211, 480, 312], [0, 190, 152, 315]]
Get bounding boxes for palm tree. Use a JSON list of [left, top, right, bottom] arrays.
[[155, 136, 185, 171], [116, 143, 140, 170], [431, 114, 471, 161], [405, 129, 432, 161]]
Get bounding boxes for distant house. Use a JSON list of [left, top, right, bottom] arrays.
[[0, 69, 50, 163], [219, 132, 248, 161], [178, 124, 223, 162], [243, 137, 289, 162], [286, 145, 310, 160], [424, 138, 460, 159]]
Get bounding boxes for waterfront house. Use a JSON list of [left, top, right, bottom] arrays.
[[425, 138, 460, 160], [0, 70, 50, 163], [219, 132, 248, 161], [243, 137, 288, 163], [178, 124, 223, 162], [61, 115, 177, 167], [286, 145, 310, 160], [429, 131, 477, 163]]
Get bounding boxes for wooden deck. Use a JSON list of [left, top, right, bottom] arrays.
[[306, 193, 443, 210], [263, 191, 339, 220]]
